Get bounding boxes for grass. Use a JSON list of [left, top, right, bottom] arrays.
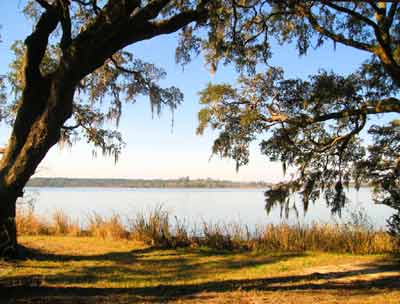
[[15, 205, 397, 254], [1, 236, 399, 303]]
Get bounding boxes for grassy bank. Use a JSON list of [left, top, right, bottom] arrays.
[[16, 206, 397, 254], [1, 236, 399, 303]]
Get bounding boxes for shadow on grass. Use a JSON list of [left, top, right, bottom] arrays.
[[17, 244, 155, 263], [1, 268, 399, 303], [12, 246, 308, 285], [1, 246, 399, 303]]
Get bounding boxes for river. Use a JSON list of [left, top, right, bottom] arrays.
[[21, 187, 396, 229]]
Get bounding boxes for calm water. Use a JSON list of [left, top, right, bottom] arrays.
[[23, 187, 395, 228]]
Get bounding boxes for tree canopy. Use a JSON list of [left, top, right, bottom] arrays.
[[196, 1, 399, 223]]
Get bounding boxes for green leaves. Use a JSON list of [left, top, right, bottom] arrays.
[[199, 83, 237, 105], [197, 108, 212, 135], [198, 65, 399, 215]]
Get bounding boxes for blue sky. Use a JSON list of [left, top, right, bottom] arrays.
[[0, 2, 372, 182]]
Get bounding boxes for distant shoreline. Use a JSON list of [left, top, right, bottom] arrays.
[[27, 177, 272, 189], [27, 177, 370, 189]]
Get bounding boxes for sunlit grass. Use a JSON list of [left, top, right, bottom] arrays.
[[1, 236, 399, 303]]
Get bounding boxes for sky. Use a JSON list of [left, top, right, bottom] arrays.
[[0, 1, 373, 182]]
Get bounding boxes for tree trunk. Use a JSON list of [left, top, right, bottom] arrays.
[[0, 107, 67, 258], [0, 191, 18, 258], [0, 69, 75, 258]]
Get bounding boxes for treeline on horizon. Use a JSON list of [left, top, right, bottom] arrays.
[[27, 177, 272, 189]]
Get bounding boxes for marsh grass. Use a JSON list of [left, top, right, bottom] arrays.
[[86, 212, 128, 239], [16, 205, 397, 254]]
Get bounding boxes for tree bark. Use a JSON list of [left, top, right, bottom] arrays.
[[0, 70, 75, 258], [0, 191, 17, 258]]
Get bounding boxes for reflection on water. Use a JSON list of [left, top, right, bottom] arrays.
[[23, 187, 395, 228]]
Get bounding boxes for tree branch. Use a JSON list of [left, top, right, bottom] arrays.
[[386, 1, 399, 29], [59, 0, 72, 51], [133, 0, 171, 20], [35, 0, 53, 10], [71, 0, 101, 14], [24, 6, 60, 81], [149, 7, 209, 37], [262, 98, 400, 126], [298, 4, 373, 53], [109, 56, 152, 88], [61, 123, 80, 130], [320, 1, 379, 31], [104, 0, 141, 20], [309, 114, 366, 153]]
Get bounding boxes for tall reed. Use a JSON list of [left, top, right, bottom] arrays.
[[16, 205, 398, 254]]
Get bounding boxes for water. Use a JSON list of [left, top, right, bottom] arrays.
[[22, 187, 395, 228]]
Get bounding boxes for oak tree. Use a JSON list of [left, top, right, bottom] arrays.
[[196, 1, 399, 229], [0, 0, 222, 257]]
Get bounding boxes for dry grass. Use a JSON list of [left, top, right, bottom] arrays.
[[87, 213, 129, 239], [16, 206, 398, 254], [1, 236, 399, 303]]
